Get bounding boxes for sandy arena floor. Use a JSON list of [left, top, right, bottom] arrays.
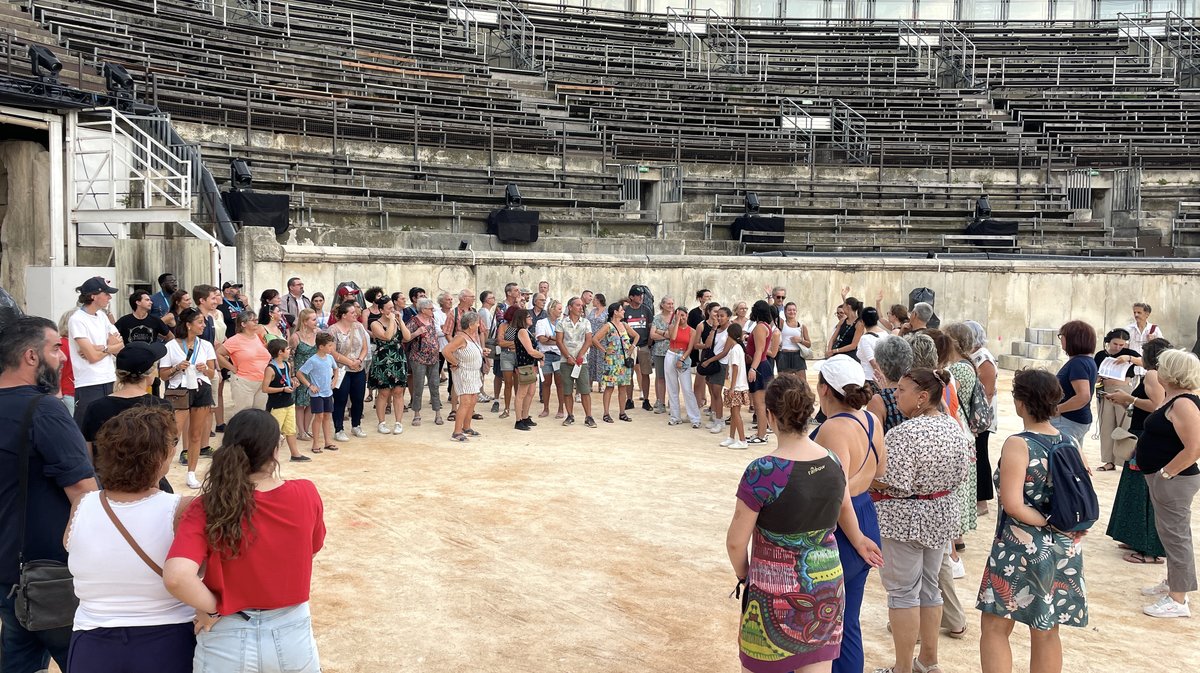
[[163, 369, 1197, 673]]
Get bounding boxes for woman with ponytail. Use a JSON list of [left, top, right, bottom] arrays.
[[727, 373, 883, 673], [164, 409, 325, 673], [872, 368, 972, 673], [809, 355, 885, 673]]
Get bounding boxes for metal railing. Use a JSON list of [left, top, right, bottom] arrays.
[[779, 96, 817, 168], [665, 6, 708, 76], [831, 99, 870, 165], [939, 21, 984, 89], [982, 53, 1176, 87], [73, 107, 191, 214], [498, 0, 541, 71], [1117, 13, 1176, 76], [898, 18, 937, 81], [703, 8, 750, 75], [449, 0, 485, 57]]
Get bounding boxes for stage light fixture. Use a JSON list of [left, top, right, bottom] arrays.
[[230, 158, 253, 190], [103, 62, 134, 98], [504, 183, 522, 209], [744, 191, 760, 215], [28, 44, 61, 83]]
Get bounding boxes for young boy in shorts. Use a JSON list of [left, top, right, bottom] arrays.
[[262, 339, 310, 462], [298, 332, 341, 452]]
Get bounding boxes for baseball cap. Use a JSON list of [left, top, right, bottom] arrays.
[[337, 286, 360, 297], [629, 286, 645, 296], [221, 281, 243, 290], [519, 287, 532, 295], [115, 341, 168, 376], [819, 354, 866, 394], [78, 276, 117, 294]]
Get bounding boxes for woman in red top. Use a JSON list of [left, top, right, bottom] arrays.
[[663, 307, 702, 427], [164, 409, 325, 673]]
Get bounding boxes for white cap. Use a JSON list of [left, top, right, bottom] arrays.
[[820, 354, 866, 393]]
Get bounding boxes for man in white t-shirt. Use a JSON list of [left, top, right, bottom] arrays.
[[1127, 302, 1165, 376], [68, 277, 123, 426]]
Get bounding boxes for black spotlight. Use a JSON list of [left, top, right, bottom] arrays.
[[504, 183, 522, 209], [28, 44, 61, 83], [230, 159, 253, 190], [744, 191, 760, 215], [103, 62, 134, 98], [458, 240, 470, 251]]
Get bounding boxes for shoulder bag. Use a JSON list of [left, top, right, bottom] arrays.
[[11, 395, 80, 632], [99, 492, 163, 576]]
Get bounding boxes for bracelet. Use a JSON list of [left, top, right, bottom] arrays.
[[206, 611, 220, 619]]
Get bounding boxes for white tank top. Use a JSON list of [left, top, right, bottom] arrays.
[[67, 491, 195, 630], [780, 321, 804, 352]]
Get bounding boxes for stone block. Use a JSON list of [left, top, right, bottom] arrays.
[[1025, 328, 1057, 345], [1011, 342, 1060, 359], [997, 354, 1024, 371]]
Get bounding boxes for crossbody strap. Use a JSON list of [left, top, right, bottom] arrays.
[[99, 491, 163, 577], [16, 395, 46, 565]]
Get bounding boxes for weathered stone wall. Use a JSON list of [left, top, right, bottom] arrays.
[[237, 227, 1200, 355], [0, 141, 51, 305]]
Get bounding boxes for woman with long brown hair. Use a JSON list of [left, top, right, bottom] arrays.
[[160, 308, 218, 490], [165, 409, 325, 673]]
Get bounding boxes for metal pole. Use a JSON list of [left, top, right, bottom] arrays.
[[331, 101, 338, 154]]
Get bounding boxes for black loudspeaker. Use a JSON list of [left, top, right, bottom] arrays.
[[730, 215, 784, 244], [487, 208, 540, 243], [224, 191, 290, 236]]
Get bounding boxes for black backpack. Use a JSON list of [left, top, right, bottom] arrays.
[[1015, 432, 1099, 533]]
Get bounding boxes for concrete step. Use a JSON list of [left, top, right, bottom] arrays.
[[1025, 327, 1057, 345], [1011, 341, 1060, 359], [998, 353, 1060, 371]]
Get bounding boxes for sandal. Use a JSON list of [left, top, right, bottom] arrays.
[[450, 433, 469, 442], [412, 416, 422, 427], [465, 429, 481, 437], [310, 446, 323, 454], [323, 444, 340, 452], [1097, 463, 1116, 471], [619, 413, 632, 422], [913, 658, 943, 673], [945, 626, 967, 639], [1124, 551, 1165, 564], [499, 410, 510, 419], [603, 414, 614, 423]]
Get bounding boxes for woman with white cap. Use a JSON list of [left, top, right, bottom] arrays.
[[810, 355, 885, 673]]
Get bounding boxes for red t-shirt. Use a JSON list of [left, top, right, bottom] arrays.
[[59, 336, 75, 396], [168, 479, 325, 614]]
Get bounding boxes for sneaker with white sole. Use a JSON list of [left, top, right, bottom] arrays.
[[709, 420, 726, 434], [335, 430, 350, 442], [393, 422, 404, 435], [1141, 579, 1170, 596], [667, 418, 682, 426], [377, 422, 391, 435], [186, 472, 201, 489], [352, 426, 367, 438], [692, 422, 702, 429], [719, 437, 736, 447], [728, 440, 749, 450], [950, 556, 966, 579], [1143, 595, 1190, 618]]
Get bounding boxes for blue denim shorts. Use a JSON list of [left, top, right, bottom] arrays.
[[194, 602, 319, 673]]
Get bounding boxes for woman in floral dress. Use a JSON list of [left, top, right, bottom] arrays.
[[289, 308, 319, 440], [586, 293, 608, 391], [592, 302, 635, 423], [978, 369, 1088, 673], [367, 296, 411, 435]]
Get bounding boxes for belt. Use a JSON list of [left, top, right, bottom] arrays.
[[870, 490, 952, 502]]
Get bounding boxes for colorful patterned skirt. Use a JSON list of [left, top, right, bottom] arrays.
[[739, 528, 844, 673]]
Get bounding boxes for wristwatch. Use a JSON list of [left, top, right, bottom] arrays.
[[1161, 471, 1175, 480]]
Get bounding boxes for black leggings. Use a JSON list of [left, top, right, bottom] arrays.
[[976, 430, 994, 501]]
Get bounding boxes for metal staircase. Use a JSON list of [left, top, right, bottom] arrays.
[[495, 0, 540, 71], [938, 22, 985, 89], [666, 7, 752, 76]]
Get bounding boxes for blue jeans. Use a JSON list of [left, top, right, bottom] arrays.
[[1051, 415, 1091, 450], [194, 603, 319, 673], [0, 589, 72, 673]]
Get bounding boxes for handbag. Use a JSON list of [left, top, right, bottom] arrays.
[[12, 395, 79, 632], [613, 322, 634, 369], [516, 364, 538, 385], [99, 492, 163, 576]]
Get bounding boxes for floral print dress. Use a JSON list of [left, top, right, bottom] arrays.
[[976, 432, 1088, 630], [948, 360, 979, 535], [601, 324, 633, 388]]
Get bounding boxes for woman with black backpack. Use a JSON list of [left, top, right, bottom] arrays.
[[978, 368, 1089, 673]]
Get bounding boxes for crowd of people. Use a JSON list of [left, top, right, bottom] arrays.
[[0, 270, 1196, 673]]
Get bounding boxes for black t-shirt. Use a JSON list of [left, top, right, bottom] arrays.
[[623, 303, 654, 345], [0, 386, 95, 585], [80, 394, 173, 445], [1135, 394, 1200, 476], [265, 362, 295, 410], [217, 299, 246, 340], [1094, 348, 1139, 380], [687, 307, 704, 329], [115, 313, 169, 345]]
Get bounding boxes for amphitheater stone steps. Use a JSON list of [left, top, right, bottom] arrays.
[[997, 327, 1064, 371]]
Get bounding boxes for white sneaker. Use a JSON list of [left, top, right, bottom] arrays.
[[377, 422, 392, 435], [709, 420, 726, 434], [186, 472, 201, 490], [951, 556, 966, 579], [393, 422, 404, 435], [1141, 579, 1170, 596], [728, 440, 749, 450], [1143, 595, 1191, 618], [352, 426, 367, 438], [719, 437, 735, 447], [692, 422, 702, 429], [335, 431, 350, 442]]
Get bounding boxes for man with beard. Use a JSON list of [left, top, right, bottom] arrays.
[[68, 277, 124, 426], [149, 272, 178, 324], [0, 316, 98, 672]]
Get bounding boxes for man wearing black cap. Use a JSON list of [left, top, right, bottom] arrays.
[[68, 277, 124, 427], [216, 281, 247, 340], [623, 286, 655, 411]]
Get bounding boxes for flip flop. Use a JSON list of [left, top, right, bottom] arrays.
[[1124, 551, 1165, 564], [1097, 463, 1117, 471], [323, 444, 340, 452], [310, 446, 323, 454]]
